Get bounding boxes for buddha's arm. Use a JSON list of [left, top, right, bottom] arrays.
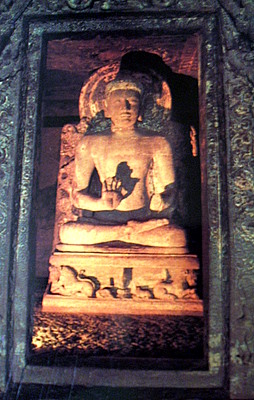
[[150, 137, 175, 212], [72, 138, 122, 211], [72, 138, 96, 209]]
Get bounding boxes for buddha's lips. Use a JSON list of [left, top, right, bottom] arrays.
[[120, 112, 131, 117]]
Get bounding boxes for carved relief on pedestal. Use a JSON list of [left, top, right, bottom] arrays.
[[152, 269, 199, 300], [49, 265, 96, 298], [47, 261, 200, 303]]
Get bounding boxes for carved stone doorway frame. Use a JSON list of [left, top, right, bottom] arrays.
[[7, 11, 229, 394]]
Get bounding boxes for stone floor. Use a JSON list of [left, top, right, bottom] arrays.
[[1, 385, 229, 400], [29, 280, 205, 369], [31, 309, 204, 368], [30, 278, 204, 369], [2, 315, 229, 398], [1, 283, 213, 399]]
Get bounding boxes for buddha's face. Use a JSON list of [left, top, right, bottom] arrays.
[[106, 89, 140, 129]]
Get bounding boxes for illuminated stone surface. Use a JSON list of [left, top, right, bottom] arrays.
[[43, 66, 202, 314], [58, 77, 187, 248], [31, 310, 204, 361], [43, 251, 202, 313]]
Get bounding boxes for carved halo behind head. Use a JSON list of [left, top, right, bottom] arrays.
[[79, 63, 119, 121], [79, 62, 172, 125]]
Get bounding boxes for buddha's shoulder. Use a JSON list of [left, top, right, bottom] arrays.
[[78, 130, 111, 146]]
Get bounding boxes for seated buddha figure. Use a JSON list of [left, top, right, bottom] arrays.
[[59, 75, 187, 251]]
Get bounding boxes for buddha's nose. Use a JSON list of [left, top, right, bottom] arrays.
[[124, 100, 131, 110]]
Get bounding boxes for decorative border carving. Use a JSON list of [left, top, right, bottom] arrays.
[[4, 10, 227, 390], [223, 41, 254, 400], [218, 3, 254, 397]]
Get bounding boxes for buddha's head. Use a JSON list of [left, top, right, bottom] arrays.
[[104, 76, 143, 129]]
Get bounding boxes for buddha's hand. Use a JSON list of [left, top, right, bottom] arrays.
[[101, 177, 123, 210], [150, 193, 167, 212]]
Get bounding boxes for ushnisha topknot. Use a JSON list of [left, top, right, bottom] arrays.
[[105, 76, 143, 98]]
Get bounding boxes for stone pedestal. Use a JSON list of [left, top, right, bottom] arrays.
[[42, 245, 203, 315]]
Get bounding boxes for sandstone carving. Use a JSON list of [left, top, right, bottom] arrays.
[[59, 74, 187, 251], [153, 269, 199, 300], [49, 265, 95, 298], [129, 282, 154, 299], [43, 59, 202, 314], [96, 287, 116, 298]]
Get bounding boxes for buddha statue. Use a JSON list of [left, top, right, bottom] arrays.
[[58, 76, 187, 252], [43, 69, 203, 313]]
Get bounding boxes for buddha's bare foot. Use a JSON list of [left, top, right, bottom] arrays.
[[122, 219, 187, 248], [126, 218, 169, 233]]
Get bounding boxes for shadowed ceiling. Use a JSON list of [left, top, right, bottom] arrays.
[[43, 34, 198, 124]]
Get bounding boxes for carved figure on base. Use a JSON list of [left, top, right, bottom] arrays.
[[49, 265, 96, 298], [153, 269, 199, 300]]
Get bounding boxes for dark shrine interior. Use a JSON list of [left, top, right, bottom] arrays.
[[29, 32, 206, 372]]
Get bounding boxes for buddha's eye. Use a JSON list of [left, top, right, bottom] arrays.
[[128, 98, 139, 105]]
